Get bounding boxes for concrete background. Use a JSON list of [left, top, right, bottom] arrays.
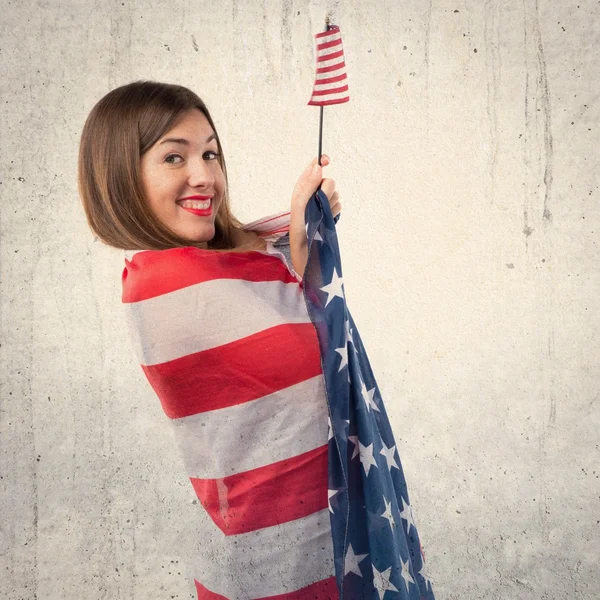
[[1, 0, 598, 598]]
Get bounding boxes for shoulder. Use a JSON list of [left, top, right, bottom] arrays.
[[122, 247, 196, 303], [121, 242, 288, 304], [122, 247, 237, 303], [242, 210, 291, 244]]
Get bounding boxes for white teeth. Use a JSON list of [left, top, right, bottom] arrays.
[[180, 199, 211, 209]]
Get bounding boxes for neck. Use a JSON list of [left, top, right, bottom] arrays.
[[232, 229, 267, 251]]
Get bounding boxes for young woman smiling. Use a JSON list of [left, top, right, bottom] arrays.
[[78, 81, 340, 272], [78, 80, 342, 598]]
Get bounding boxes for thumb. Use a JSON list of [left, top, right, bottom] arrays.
[[294, 155, 329, 202]]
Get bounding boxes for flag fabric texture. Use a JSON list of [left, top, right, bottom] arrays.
[[122, 214, 340, 598], [303, 189, 435, 600], [121, 196, 435, 598], [308, 25, 350, 106]]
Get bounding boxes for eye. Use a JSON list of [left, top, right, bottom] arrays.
[[165, 154, 183, 164], [204, 150, 220, 160]]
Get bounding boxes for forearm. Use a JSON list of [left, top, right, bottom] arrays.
[[288, 201, 308, 278]]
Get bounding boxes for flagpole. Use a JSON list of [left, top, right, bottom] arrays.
[[318, 15, 332, 168], [318, 106, 324, 167]]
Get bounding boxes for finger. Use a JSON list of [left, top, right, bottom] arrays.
[[311, 154, 329, 164], [294, 161, 323, 199], [320, 177, 336, 199], [292, 156, 332, 208], [328, 191, 339, 206], [305, 154, 330, 171]]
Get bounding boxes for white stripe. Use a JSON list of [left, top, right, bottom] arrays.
[[172, 374, 328, 478], [124, 277, 309, 365], [310, 90, 350, 103], [241, 210, 290, 233], [317, 54, 346, 69], [313, 77, 347, 92], [317, 42, 342, 58], [316, 31, 341, 45], [316, 67, 347, 81], [191, 508, 335, 598]]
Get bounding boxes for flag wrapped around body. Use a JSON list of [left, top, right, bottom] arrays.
[[122, 222, 339, 598], [308, 25, 350, 106], [303, 188, 436, 599]]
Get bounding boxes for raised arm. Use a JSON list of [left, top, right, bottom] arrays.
[[288, 155, 340, 276]]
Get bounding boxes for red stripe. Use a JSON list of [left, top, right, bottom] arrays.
[[317, 38, 342, 51], [315, 25, 339, 38], [251, 211, 291, 226], [194, 576, 338, 599], [308, 97, 350, 107], [311, 85, 349, 97], [314, 73, 347, 86], [194, 582, 228, 599], [317, 49, 343, 63], [259, 226, 290, 235], [316, 61, 346, 74], [142, 322, 323, 418], [190, 445, 328, 535], [122, 247, 298, 303]]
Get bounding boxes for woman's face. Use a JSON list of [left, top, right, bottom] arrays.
[[140, 109, 225, 243]]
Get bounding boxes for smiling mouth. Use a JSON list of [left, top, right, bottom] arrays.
[[178, 198, 212, 210], [178, 200, 213, 216]]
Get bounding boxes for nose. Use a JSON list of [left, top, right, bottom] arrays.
[[188, 156, 215, 189]]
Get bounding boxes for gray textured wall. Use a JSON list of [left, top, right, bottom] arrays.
[[1, 0, 599, 599]]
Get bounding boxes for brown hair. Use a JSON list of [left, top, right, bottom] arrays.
[[78, 80, 262, 252]]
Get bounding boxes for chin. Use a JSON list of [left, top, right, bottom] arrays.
[[181, 228, 216, 244]]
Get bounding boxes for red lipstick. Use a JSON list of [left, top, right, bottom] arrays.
[[177, 195, 214, 217]]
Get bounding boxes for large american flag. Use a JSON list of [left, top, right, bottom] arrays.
[[303, 189, 436, 599], [123, 219, 338, 597]]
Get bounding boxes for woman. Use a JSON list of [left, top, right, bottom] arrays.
[[78, 80, 343, 598], [79, 80, 436, 600]]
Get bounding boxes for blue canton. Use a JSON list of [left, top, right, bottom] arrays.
[[302, 190, 436, 600]]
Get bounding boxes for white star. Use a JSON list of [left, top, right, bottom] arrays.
[[400, 557, 415, 594], [348, 435, 359, 459], [344, 543, 368, 577], [379, 442, 400, 471], [380, 497, 396, 529], [419, 559, 433, 591], [330, 414, 350, 441], [334, 344, 348, 372], [399, 496, 416, 535], [358, 441, 378, 476], [344, 318, 354, 346], [359, 378, 380, 413], [314, 229, 323, 243], [372, 565, 398, 600], [319, 266, 345, 308], [328, 488, 339, 513]]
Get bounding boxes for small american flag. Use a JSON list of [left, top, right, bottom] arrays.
[[303, 189, 436, 599], [308, 25, 350, 106]]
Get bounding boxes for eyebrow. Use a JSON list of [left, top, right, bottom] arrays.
[[159, 133, 217, 146]]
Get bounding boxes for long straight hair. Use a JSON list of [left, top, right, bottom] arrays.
[[78, 80, 262, 252]]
